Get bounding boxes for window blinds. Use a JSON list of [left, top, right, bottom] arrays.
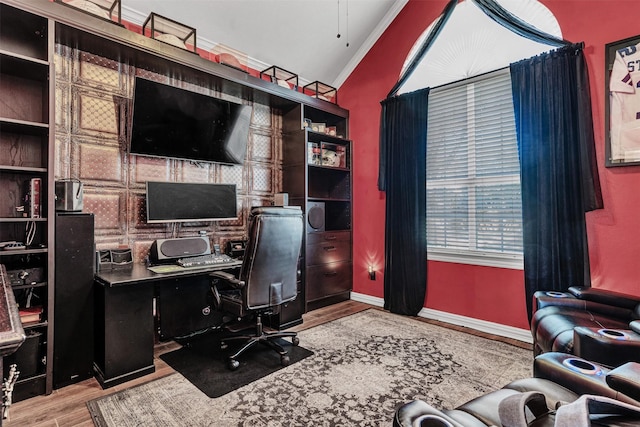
[[426, 70, 523, 260]]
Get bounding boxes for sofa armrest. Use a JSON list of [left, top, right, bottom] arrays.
[[533, 352, 640, 406], [606, 362, 640, 402], [569, 286, 640, 310], [574, 326, 640, 368]]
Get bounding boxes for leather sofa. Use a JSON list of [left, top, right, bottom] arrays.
[[530, 286, 640, 367], [393, 352, 640, 427]]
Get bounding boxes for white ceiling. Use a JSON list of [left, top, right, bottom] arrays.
[[122, 0, 408, 89]]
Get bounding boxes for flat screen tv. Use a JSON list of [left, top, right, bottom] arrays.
[[146, 181, 237, 223], [130, 77, 251, 165]]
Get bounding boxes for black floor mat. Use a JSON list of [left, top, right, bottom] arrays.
[[159, 331, 313, 398]]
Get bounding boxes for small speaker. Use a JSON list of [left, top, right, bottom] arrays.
[[150, 237, 211, 263], [307, 201, 325, 232]]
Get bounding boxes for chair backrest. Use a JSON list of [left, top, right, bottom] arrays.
[[240, 206, 303, 310]]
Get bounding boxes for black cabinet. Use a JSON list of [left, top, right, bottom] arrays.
[[156, 276, 224, 340], [93, 279, 155, 389], [53, 212, 94, 389]]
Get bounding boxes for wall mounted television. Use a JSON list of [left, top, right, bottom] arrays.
[[130, 77, 251, 165], [146, 181, 237, 223]]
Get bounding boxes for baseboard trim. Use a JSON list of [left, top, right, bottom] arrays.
[[350, 292, 533, 344]]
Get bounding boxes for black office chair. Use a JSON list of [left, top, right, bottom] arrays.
[[210, 206, 303, 370]]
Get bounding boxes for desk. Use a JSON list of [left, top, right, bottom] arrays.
[[94, 262, 241, 389]]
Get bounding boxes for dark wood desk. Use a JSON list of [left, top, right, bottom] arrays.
[[93, 262, 241, 389]]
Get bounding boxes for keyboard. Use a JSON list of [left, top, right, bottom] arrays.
[[176, 253, 236, 268]]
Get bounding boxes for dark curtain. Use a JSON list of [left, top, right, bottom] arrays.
[[379, 88, 429, 315], [510, 45, 603, 320]]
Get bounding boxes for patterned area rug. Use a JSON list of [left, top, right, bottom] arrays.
[[87, 309, 532, 426]]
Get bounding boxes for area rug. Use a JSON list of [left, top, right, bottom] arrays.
[[87, 309, 532, 426], [159, 334, 314, 397]]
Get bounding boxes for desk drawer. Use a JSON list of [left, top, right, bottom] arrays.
[[306, 238, 351, 266], [306, 261, 352, 302]]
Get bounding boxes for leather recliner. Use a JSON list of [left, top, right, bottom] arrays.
[[530, 286, 640, 367], [393, 352, 640, 427]]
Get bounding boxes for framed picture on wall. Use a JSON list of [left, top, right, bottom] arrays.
[[605, 34, 640, 167]]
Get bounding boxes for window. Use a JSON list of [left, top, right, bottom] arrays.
[[426, 69, 523, 269]]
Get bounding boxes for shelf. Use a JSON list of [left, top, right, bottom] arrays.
[[0, 166, 48, 174], [0, 248, 48, 257], [12, 282, 47, 291], [22, 320, 48, 330], [0, 117, 49, 134], [0, 51, 49, 81], [0, 217, 48, 223], [308, 197, 351, 203], [15, 372, 47, 385], [0, 49, 49, 67], [308, 164, 349, 173]]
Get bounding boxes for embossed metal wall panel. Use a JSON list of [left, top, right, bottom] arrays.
[[54, 48, 285, 257]]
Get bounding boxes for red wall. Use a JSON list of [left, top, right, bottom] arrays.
[[340, 0, 640, 330]]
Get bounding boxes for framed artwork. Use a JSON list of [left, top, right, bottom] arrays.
[[605, 34, 640, 167]]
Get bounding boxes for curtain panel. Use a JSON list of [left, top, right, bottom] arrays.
[[510, 45, 603, 319], [378, 88, 429, 316]]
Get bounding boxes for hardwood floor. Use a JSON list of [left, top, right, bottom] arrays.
[[3, 301, 531, 426]]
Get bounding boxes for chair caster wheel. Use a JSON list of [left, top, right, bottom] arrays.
[[292, 336, 300, 346], [228, 359, 240, 371], [281, 355, 290, 367]]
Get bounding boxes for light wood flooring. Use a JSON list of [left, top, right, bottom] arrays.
[[4, 301, 531, 426]]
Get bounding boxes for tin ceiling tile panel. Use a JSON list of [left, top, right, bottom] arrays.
[[55, 82, 70, 134], [54, 45, 72, 82], [82, 188, 125, 234], [178, 161, 212, 183], [72, 88, 121, 138], [129, 155, 172, 185], [76, 141, 124, 183], [251, 131, 274, 162], [218, 163, 246, 194], [74, 51, 129, 95], [54, 134, 71, 180], [251, 103, 271, 129], [249, 161, 274, 195]]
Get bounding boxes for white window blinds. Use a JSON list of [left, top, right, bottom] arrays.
[[426, 69, 523, 268]]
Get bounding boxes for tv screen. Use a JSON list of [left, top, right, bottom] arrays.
[[130, 77, 251, 165], [146, 181, 237, 223]]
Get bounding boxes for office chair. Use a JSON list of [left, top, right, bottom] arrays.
[[210, 206, 303, 370]]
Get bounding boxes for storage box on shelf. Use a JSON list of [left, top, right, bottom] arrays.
[[303, 81, 338, 104], [143, 12, 196, 53], [0, 2, 54, 401], [260, 65, 299, 91]]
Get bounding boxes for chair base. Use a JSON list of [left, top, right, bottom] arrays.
[[221, 313, 300, 370]]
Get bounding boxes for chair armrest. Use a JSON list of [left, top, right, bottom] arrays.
[[606, 362, 640, 402], [569, 286, 640, 310], [574, 326, 640, 367], [209, 270, 245, 288]]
